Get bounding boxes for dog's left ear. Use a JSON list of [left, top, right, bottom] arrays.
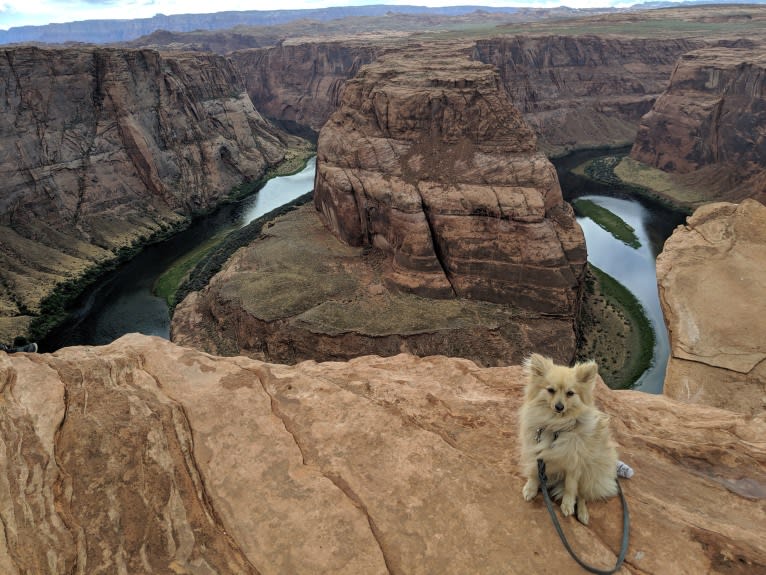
[[574, 360, 598, 384], [524, 353, 553, 379], [574, 360, 598, 401]]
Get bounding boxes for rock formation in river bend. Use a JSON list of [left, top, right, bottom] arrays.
[[1, 333, 764, 574], [0, 45, 292, 342], [656, 199, 766, 416], [314, 44, 586, 313], [631, 47, 766, 205], [171, 45, 586, 366]]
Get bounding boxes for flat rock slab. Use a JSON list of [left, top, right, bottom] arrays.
[[1, 333, 764, 574], [657, 199, 766, 415]]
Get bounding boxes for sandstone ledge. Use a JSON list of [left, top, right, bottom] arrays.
[[1, 333, 764, 574], [657, 199, 766, 415]]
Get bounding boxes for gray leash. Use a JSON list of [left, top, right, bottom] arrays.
[[537, 459, 630, 575]]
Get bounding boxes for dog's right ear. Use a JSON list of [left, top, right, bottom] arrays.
[[524, 353, 553, 381]]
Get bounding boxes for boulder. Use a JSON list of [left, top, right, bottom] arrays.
[[0, 333, 763, 574], [656, 199, 766, 415]]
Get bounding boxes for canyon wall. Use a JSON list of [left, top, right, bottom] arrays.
[[230, 41, 379, 137], [234, 35, 700, 154], [314, 44, 586, 313], [1, 333, 764, 574], [473, 35, 702, 155], [0, 46, 291, 342], [631, 47, 766, 204], [657, 199, 766, 416]]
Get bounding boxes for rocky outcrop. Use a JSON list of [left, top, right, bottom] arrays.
[[1, 333, 764, 574], [230, 42, 379, 137], [171, 203, 580, 367], [631, 47, 766, 205], [314, 44, 586, 314], [656, 200, 766, 415], [174, 44, 593, 366], [473, 35, 702, 155], [0, 45, 292, 342]]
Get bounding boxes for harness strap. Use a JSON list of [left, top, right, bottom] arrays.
[[537, 459, 630, 575]]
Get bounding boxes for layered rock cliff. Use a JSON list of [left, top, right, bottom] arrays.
[[233, 35, 700, 154], [171, 203, 580, 367], [0, 46, 292, 342], [656, 199, 766, 416], [1, 334, 764, 574], [314, 44, 586, 312], [230, 41, 379, 137], [473, 35, 702, 155], [631, 47, 766, 204]]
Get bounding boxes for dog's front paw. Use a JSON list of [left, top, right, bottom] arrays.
[[522, 479, 539, 501], [560, 494, 576, 517], [576, 500, 589, 525]]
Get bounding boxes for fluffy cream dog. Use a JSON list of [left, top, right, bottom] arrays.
[[519, 353, 618, 525]]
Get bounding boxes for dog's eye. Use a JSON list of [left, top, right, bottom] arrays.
[[566, 390, 575, 397], [546, 388, 555, 394]]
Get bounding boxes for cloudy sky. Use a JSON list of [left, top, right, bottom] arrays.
[[1, 0, 640, 29]]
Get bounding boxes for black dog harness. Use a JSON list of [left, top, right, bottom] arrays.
[[535, 427, 630, 575]]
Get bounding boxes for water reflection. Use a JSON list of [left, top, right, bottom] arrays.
[[576, 195, 671, 393], [239, 158, 316, 226]]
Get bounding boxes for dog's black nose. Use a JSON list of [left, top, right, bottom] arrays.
[[555, 402, 564, 412]]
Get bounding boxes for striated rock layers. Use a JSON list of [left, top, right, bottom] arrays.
[[1, 333, 765, 574], [631, 47, 766, 204], [473, 35, 702, 155], [230, 42, 379, 137], [234, 35, 699, 154], [657, 199, 766, 416], [314, 45, 586, 314], [170, 203, 580, 367], [0, 46, 290, 341]]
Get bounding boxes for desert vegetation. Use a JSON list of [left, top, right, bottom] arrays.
[[577, 264, 656, 389], [572, 198, 641, 249]]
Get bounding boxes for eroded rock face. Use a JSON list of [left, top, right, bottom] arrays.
[[1, 334, 764, 574], [234, 35, 701, 155], [314, 44, 586, 314], [0, 46, 291, 341], [631, 47, 766, 204], [473, 35, 701, 154], [656, 199, 766, 415], [231, 42, 380, 136]]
